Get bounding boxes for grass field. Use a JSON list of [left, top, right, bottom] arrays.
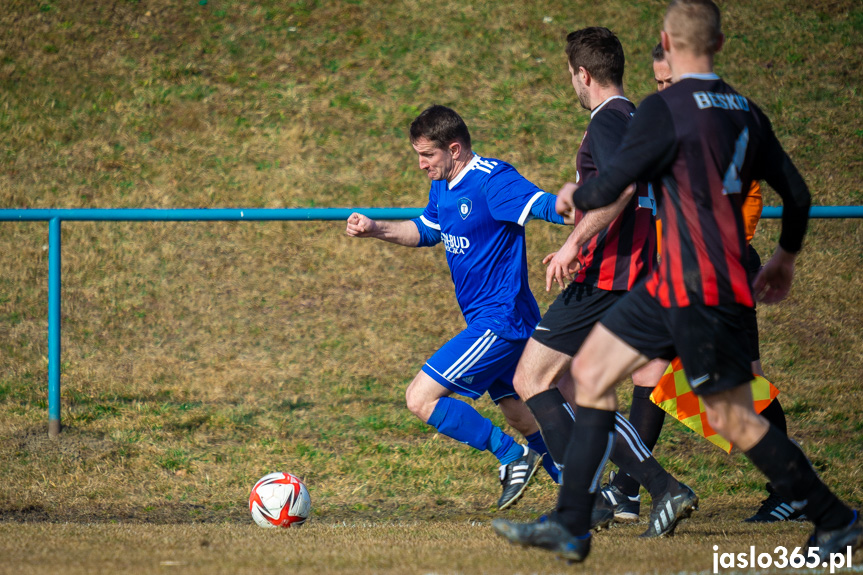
[[0, 519, 836, 575], [0, 0, 861, 573]]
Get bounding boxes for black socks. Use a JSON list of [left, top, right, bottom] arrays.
[[612, 386, 666, 498], [745, 425, 853, 531], [556, 407, 616, 536], [525, 388, 574, 467]]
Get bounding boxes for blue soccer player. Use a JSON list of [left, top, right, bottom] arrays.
[[346, 105, 567, 509]]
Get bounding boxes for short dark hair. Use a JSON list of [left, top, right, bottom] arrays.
[[665, 0, 722, 57], [564, 27, 625, 87], [652, 42, 665, 61], [409, 105, 471, 151]]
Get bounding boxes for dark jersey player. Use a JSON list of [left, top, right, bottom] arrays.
[[602, 42, 800, 526], [493, 0, 861, 564], [511, 26, 694, 536]]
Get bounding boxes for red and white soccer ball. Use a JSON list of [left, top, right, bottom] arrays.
[[249, 472, 311, 528]]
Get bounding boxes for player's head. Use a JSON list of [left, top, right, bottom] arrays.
[[564, 27, 625, 110], [652, 42, 673, 91], [409, 105, 472, 181], [663, 0, 724, 58]]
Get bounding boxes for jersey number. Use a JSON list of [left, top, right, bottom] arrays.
[[722, 127, 749, 195]]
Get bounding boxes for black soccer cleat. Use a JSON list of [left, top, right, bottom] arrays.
[[640, 481, 699, 538], [492, 516, 591, 562], [591, 493, 616, 531], [601, 483, 641, 523], [744, 484, 807, 523], [497, 446, 542, 510], [805, 510, 863, 564]]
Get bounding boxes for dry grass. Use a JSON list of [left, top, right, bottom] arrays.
[[0, 508, 826, 575], [0, 0, 861, 572]]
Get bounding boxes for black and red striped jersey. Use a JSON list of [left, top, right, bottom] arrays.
[[572, 74, 811, 308], [573, 96, 656, 291]]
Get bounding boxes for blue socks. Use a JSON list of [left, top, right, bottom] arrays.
[[428, 397, 524, 464]]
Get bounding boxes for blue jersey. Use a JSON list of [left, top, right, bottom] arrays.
[[413, 154, 561, 340]]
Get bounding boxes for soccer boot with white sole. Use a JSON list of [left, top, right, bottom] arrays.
[[497, 446, 542, 510], [744, 483, 807, 522], [805, 510, 863, 563], [601, 483, 641, 523], [492, 516, 591, 563], [640, 481, 698, 538]]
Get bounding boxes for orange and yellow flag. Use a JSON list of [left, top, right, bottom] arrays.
[[649, 358, 779, 453]]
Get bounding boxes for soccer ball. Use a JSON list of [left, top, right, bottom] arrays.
[[249, 472, 311, 528]]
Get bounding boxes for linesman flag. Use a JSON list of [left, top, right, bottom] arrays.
[[650, 358, 780, 453]]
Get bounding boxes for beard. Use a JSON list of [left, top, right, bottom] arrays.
[[576, 82, 591, 111]]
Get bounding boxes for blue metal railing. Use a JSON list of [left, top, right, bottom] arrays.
[[760, 206, 863, 219], [0, 205, 860, 437], [0, 208, 424, 222]]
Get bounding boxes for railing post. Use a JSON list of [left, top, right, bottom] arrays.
[[48, 217, 61, 438]]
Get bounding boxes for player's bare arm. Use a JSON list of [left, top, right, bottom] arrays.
[[554, 183, 578, 225], [542, 231, 582, 292], [555, 182, 578, 218], [753, 246, 796, 304], [346, 213, 421, 247], [546, 183, 636, 291]]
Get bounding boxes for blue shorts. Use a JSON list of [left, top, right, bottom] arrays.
[[422, 324, 525, 403]]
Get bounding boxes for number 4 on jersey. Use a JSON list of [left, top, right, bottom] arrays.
[[722, 126, 749, 195]]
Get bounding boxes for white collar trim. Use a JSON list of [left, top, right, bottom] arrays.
[[679, 73, 720, 81], [448, 154, 480, 190], [590, 95, 631, 119]]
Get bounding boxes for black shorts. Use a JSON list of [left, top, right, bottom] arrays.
[[743, 244, 762, 361], [741, 306, 759, 362], [531, 283, 625, 357], [600, 282, 753, 397]]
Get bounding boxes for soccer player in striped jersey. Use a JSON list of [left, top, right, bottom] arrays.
[[494, 0, 861, 563], [602, 42, 802, 525], [347, 105, 567, 510], [510, 26, 695, 536]]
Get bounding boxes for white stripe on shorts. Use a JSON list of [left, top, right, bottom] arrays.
[[442, 330, 497, 381], [452, 334, 497, 380]]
